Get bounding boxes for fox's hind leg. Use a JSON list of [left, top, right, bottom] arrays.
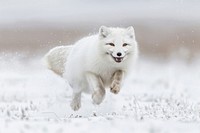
[[110, 70, 124, 94], [70, 92, 81, 111], [86, 73, 105, 105]]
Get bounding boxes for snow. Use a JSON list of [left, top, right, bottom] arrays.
[[0, 53, 200, 132]]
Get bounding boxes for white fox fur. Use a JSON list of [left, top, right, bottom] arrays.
[[44, 26, 138, 111]]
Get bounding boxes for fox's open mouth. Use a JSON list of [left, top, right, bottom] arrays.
[[111, 56, 124, 63]]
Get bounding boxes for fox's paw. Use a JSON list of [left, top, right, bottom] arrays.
[[92, 90, 105, 105], [110, 83, 120, 94], [70, 100, 81, 111]]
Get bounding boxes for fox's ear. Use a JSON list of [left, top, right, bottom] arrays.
[[99, 26, 110, 38], [126, 26, 135, 38]]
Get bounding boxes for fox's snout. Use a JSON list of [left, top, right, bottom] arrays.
[[117, 52, 122, 57], [111, 50, 126, 58]]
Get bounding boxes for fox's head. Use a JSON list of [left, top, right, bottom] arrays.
[[98, 26, 138, 64]]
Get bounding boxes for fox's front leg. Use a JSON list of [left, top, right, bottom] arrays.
[[110, 70, 124, 94], [86, 73, 105, 105]]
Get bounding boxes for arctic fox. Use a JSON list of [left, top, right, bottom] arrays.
[[44, 26, 138, 111]]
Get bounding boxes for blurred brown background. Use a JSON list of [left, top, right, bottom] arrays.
[[0, 0, 200, 60]]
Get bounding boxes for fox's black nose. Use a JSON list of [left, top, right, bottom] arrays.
[[117, 52, 122, 57]]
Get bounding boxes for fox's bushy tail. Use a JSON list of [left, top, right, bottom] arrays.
[[44, 45, 73, 76]]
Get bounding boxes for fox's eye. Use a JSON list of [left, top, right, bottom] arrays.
[[123, 43, 128, 47], [106, 43, 115, 46]]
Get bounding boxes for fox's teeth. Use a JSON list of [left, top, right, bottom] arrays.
[[114, 57, 123, 63], [110, 55, 124, 63]]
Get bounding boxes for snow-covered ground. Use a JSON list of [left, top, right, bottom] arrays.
[[0, 53, 200, 132]]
